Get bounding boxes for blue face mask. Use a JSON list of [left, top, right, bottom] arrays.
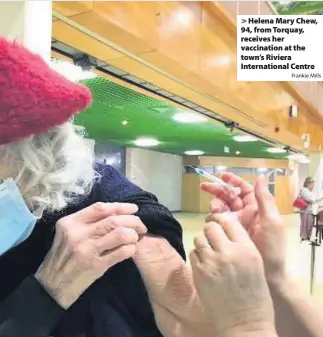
[[0, 178, 39, 255]]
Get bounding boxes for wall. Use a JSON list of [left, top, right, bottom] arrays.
[[94, 141, 126, 175], [298, 163, 309, 194], [126, 148, 183, 211], [309, 154, 323, 198]]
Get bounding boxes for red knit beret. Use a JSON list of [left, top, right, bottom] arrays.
[[0, 36, 92, 145]]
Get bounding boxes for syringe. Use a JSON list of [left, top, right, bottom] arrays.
[[187, 166, 241, 196]]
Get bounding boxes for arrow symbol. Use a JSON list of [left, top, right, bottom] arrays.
[[242, 19, 247, 23]]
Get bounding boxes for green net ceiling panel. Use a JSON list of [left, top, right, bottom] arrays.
[[76, 76, 286, 159]]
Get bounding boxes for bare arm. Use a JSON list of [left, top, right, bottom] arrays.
[[269, 277, 323, 337], [134, 235, 215, 337]]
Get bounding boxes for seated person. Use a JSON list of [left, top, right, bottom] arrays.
[[0, 36, 213, 337]]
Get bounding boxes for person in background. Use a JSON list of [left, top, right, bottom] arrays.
[[199, 173, 323, 337], [299, 177, 319, 241]]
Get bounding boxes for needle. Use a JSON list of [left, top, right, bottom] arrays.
[[187, 166, 241, 196]]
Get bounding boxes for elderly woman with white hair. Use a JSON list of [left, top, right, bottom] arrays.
[[0, 37, 216, 337], [4, 35, 323, 337]]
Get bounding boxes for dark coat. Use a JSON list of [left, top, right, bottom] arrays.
[[0, 164, 185, 337]]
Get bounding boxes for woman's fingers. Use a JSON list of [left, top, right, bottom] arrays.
[[201, 173, 253, 197], [204, 222, 231, 250], [202, 184, 243, 213], [201, 183, 231, 202], [189, 249, 204, 276], [72, 202, 139, 223], [209, 214, 250, 243], [94, 227, 139, 253], [100, 243, 138, 268], [193, 234, 213, 260], [255, 175, 278, 218], [208, 197, 229, 213], [92, 215, 147, 236], [221, 173, 254, 195], [194, 222, 231, 259], [201, 183, 243, 212]]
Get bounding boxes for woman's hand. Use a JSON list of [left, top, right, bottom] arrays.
[[35, 202, 147, 309], [202, 174, 287, 286], [190, 216, 276, 337], [134, 235, 215, 337]]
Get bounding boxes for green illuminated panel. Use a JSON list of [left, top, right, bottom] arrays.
[[75, 77, 286, 159]]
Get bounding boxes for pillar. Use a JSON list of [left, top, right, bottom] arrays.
[[0, 0, 52, 62], [309, 153, 323, 198]]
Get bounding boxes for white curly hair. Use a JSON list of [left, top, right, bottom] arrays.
[[0, 122, 97, 213]]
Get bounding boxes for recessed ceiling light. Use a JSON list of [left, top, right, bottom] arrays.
[[173, 9, 193, 27], [267, 147, 286, 153], [233, 135, 257, 142], [209, 55, 232, 66], [134, 137, 159, 147], [235, 151, 241, 155], [184, 150, 204, 155], [173, 111, 207, 123], [122, 120, 128, 125], [217, 166, 227, 170]]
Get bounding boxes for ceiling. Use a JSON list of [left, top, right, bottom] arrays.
[[75, 76, 287, 159]]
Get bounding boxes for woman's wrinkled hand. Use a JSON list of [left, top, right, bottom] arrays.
[[202, 174, 287, 286], [190, 216, 276, 337], [35, 202, 147, 309]]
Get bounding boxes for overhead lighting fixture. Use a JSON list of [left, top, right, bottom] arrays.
[[208, 55, 232, 67], [288, 153, 310, 164], [184, 150, 204, 156], [173, 111, 207, 123], [122, 120, 128, 126], [267, 147, 287, 154], [233, 135, 257, 142], [50, 59, 97, 82], [217, 166, 227, 170], [289, 105, 298, 118], [134, 137, 159, 147], [235, 151, 241, 155], [218, 55, 232, 66]]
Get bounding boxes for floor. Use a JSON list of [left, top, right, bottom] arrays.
[[174, 212, 323, 306]]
